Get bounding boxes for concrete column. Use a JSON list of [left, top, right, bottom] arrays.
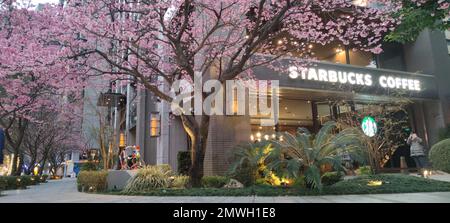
[[168, 117, 188, 171], [136, 89, 159, 165], [157, 100, 170, 165], [135, 89, 147, 162], [156, 77, 171, 165], [404, 30, 450, 131], [204, 115, 252, 176], [411, 101, 429, 146]]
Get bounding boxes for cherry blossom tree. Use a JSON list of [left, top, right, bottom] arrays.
[[59, 0, 407, 186], [0, 1, 86, 175], [22, 101, 84, 176]]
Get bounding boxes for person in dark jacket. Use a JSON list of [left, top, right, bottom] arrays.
[[407, 132, 428, 170]]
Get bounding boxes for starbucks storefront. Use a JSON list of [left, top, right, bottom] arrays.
[[203, 59, 442, 175]]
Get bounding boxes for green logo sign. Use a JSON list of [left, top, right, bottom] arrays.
[[362, 116, 377, 137]]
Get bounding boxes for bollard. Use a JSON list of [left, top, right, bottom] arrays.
[[400, 156, 408, 174]]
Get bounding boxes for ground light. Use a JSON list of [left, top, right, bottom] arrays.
[[423, 169, 433, 179], [367, 180, 383, 186], [33, 165, 40, 176]]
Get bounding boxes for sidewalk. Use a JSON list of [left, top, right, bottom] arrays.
[[1, 178, 450, 203], [410, 170, 450, 183]]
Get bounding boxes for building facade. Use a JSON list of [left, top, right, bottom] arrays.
[[84, 28, 450, 176]]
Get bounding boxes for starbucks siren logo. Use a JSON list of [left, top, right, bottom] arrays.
[[361, 116, 377, 137]]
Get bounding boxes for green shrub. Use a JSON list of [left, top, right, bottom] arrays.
[[429, 139, 450, 173], [0, 176, 28, 189], [228, 143, 273, 186], [123, 165, 172, 193], [0, 177, 7, 191], [80, 162, 99, 171], [77, 171, 109, 193], [177, 151, 191, 175], [255, 178, 271, 186], [229, 166, 256, 187], [438, 125, 450, 141], [356, 166, 373, 176], [2, 176, 17, 189], [292, 176, 306, 188], [20, 176, 33, 186], [171, 176, 190, 189], [321, 172, 344, 186], [40, 174, 49, 183], [201, 176, 229, 188], [158, 164, 174, 176], [31, 176, 41, 185]]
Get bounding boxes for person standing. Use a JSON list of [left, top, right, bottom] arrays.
[[407, 132, 428, 172]]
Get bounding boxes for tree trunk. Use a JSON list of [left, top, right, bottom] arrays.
[[39, 163, 45, 176], [14, 152, 24, 176], [183, 115, 210, 188], [39, 157, 48, 176], [26, 157, 36, 175], [4, 118, 28, 176], [10, 152, 18, 175]]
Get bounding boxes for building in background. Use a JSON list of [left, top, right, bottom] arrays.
[[78, 21, 450, 174]]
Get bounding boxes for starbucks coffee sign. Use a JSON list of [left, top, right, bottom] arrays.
[[252, 58, 438, 99], [288, 66, 422, 92]]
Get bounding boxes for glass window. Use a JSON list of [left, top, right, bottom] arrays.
[[349, 50, 376, 67], [309, 42, 375, 67], [250, 99, 314, 141], [311, 43, 347, 64], [317, 102, 332, 124]]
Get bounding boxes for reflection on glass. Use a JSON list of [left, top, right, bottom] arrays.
[[312, 43, 347, 64], [349, 50, 376, 67], [307, 42, 376, 67], [317, 102, 332, 124]]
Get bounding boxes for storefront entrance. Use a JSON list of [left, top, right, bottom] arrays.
[[249, 88, 424, 169]]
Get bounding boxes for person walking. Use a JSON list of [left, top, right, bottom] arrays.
[[407, 132, 428, 173]]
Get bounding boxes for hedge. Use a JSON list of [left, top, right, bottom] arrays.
[[429, 139, 450, 173], [321, 172, 344, 186], [77, 171, 109, 193], [0, 175, 47, 190], [201, 176, 229, 188]]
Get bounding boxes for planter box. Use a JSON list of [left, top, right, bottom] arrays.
[[107, 170, 137, 191]]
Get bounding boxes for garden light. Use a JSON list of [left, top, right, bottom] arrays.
[[423, 170, 431, 179], [367, 180, 383, 187], [33, 166, 39, 176]]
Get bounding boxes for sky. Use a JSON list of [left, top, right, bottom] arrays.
[[17, 0, 60, 9]]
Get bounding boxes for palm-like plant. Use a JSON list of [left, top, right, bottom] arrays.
[[228, 142, 273, 186], [267, 121, 367, 190]]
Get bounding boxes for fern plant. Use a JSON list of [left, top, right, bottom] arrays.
[[267, 121, 367, 190]]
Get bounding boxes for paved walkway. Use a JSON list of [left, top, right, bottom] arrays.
[[407, 171, 450, 182], [1, 178, 450, 203]]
